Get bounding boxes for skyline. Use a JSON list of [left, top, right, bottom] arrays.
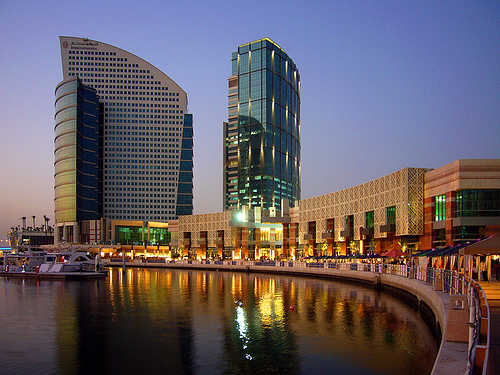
[[1, 0, 499, 239]]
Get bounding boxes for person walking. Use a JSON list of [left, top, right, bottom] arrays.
[[480, 259, 488, 282]]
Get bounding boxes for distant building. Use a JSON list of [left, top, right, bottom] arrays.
[[224, 38, 301, 212], [55, 37, 194, 244], [6, 216, 54, 248]]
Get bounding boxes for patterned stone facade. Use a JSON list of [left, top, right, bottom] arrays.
[[298, 168, 430, 243]]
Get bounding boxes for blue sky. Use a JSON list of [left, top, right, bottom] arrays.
[[1, 0, 499, 239]]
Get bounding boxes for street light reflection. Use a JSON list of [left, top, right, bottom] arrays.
[[235, 302, 253, 360]]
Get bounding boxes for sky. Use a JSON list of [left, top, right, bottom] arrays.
[[1, 0, 499, 241]]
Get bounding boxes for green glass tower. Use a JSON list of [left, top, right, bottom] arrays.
[[224, 38, 301, 211]]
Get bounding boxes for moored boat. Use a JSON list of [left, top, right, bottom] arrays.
[[1, 244, 107, 278]]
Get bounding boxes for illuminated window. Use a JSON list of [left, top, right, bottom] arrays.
[[434, 195, 446, 221]]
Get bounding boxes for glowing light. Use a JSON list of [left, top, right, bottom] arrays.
[[235, 304, 252, 360], [237, 212, 246, 222]]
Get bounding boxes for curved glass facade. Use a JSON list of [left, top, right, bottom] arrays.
[[54, 77, 100, 223], [225, 38, 300, 211]]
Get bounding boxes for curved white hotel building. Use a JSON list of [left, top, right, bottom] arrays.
[[55, 36, 194, 244]]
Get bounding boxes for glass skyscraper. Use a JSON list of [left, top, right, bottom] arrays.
[[224, 38, 301, 211]]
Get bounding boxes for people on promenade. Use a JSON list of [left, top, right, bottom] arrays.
[[480, 259, 488, 282]]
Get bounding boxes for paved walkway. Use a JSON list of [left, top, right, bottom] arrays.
[[478, 280, 500, 375]]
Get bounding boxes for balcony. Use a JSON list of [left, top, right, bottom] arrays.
[[452, 217, 500, 227], [322, 232, 334, 239], [216, 238, 224, 245], [198, 238, 207, 245], [362, 227, 374, 236], [340, 228, 353, 238], [380, 224, 396, 233], [304, 233, 315, 241], [261, 215, 291, 224]]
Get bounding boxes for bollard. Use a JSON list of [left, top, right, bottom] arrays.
[[435, 272, 444, 291], [409, 267, 415, 279], [444, 295, 469, 342]]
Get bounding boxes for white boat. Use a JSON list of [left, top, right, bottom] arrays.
[[39, 250, 104, 274], [2, 245, 107, 276], [2, 245, 49, 271]]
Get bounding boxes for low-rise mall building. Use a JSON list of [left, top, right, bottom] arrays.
[[167, 159, 500, 260]]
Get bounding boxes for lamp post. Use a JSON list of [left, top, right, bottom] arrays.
[[43, 216, 50, 234]]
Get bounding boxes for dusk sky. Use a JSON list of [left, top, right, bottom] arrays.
[[1, 0, 499, 241]]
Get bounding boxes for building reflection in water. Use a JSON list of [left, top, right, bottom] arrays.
[[47, 268, 437, 374]]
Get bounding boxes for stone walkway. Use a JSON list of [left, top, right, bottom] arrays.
[[478, 280, 500, 375]]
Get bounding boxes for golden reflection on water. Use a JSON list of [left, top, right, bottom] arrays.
[[95, 268, 437, 374]]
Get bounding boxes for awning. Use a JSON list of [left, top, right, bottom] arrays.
[[381, 249, 407, 258], [460, 235, 500, 256]]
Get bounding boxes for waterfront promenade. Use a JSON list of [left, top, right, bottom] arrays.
[[106, 259, 493, 375]]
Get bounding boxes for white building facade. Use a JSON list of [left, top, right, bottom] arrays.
[[56, 37, 194, 243]]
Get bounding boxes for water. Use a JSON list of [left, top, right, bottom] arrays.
[[0, 268, 438, 374]]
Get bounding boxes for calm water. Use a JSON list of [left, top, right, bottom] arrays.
[[0, 268, 438, 375]]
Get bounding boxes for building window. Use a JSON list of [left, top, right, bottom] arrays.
[[386, 206, 396, 225], [456, 189, 500, 217], [260, 228, 270, 242], [326, 218, 334, 233], [345, 215, 354, 230], [434, 195, 446, 221], [365, 211, 374, 229]]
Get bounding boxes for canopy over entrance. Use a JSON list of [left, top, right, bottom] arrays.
[[459, 235, 500, 256], [381, 249, 407, 258]]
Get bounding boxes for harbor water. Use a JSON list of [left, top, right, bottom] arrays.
[[0, 268, 438, 374]]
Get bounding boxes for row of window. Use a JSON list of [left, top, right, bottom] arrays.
[[69, 67, 157, 81], [69, 50, 120, 57], [104, 187, 176, 193], [106, 204, 175, 209], [109, 215, 176, 221], [321, 207, 396, 233], [107, 114, 182, 120], [434, 190, 500, 221]]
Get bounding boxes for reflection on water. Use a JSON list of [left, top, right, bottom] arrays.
[[0, 269, 438, 374]]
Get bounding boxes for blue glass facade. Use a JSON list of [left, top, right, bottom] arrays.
[[176, 113, 194, 216], [225, 38, 301, 211], [54, 77, 101, 222]]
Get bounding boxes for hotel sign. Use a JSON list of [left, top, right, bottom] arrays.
[[63, 39, 99, 51]]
